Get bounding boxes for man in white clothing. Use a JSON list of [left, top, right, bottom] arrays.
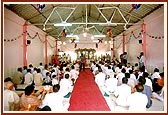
[[113, 77, 131, 107], [34, 68, 43, 86], [137, 52, 145, 68], [95, 67, 106, 87], [127, 84, 148, 111], [41, 84, 69, 111], [24, 69, 33, 85], [102, 75, 118, 95], [4, 80, 20, 111], [70, 65, 79, 83], [59, 74, 72, 97]]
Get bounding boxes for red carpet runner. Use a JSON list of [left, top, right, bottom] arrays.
[[68, 68, 110, 111]]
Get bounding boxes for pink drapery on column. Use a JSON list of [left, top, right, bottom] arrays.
[[142, 23, 146, 66], [112, 38, 115, 58], [45, 35, 48, 64], [23, 23, 27, 66], [122, 34, 125, 53]]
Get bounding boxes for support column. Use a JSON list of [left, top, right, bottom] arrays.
[[55, 40, 58, 56], [45, 35, 48, 64], [112, 38, 115, 58], [55, 40, 59, 65], [142, 23, 146, 66], [23, 23, 27, 66], [122, 33, 125, 53]]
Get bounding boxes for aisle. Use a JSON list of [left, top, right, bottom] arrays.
[[68, 69, 110, 111]]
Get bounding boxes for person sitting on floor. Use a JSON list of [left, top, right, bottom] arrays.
[[113, 77, 131, 107], [151, 68, 160, 82], [19, 85, 46, 111], [12, 67, 23, 85], [95, 67, 106, 87], [34, 68, 43, 86], [127, 84, 148, 111], [24, 69, 34, 85], [152, 72, 164, 102], [4, 80, 20, 111], [52, 75, 59, 86], [138, 77, 152, 108], [70, 65, 79, 84], [43, 72, 52, 85], [41, 84, 69, 111], [59, 73, 72, 97], [102, 74, 118, 95]]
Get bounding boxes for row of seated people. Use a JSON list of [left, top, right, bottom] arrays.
[[91, 61, 164, 111], [4, 62, 80, 111]]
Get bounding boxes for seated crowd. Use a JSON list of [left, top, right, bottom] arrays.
[[4, 57, 164, 111], [91, 59, 164, 111], [4, 61, 80, 111]]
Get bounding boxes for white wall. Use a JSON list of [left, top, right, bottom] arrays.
[[4, 5, 165, 77], [4, 8, 56, 78], [114, 5, 165, 73]]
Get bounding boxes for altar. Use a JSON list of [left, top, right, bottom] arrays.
[[75, 48, 96, 66]]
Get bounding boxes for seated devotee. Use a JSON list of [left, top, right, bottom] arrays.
[[52, 64, 59, 76], [142, 72, 153, 91], [127, 84, 148, 111], [138, 77, 152, 108], [40, 84, 69, 111], [133, 63, 139, 72], [43, 72, 52, 85], [4, 80, 20, 111], [129, 69, 137, 84], [113, 77, 131, 107], [12, 67, 23, 85], [105, 65, 115, 78], [42, 64, 49, 80], [116, 68, 126, 86], [51, 69, 56, 79], [102, 75, 118, 95], [70, 65, 79, 84], [115, 64, 122, 75], [151, 68, 160, 82], [34, 68, 43, 86], [92, 64, 100, 76], [63, 67, 71, 79], [24, 69, 34, 85], [38, 62, 44, 74], [95, 67, 106, 87], [52, 75, 59, 86], [19, 85, 46, 111], [125, 73, 136, 88], [59, 74, 72, 97], [152, 72, 164, 102]]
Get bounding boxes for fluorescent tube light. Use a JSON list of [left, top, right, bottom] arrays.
[[54, 23, 72, 26], [93, 35, 106, 37]]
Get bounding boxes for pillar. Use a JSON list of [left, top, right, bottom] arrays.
[[122, 33, 125, 53], [142, 23, 146, 66], [45, 35, 48, 64], [23, 23, 27, 66]]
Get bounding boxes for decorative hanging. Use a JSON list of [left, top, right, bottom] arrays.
[[98, 38, 103, 43], [37, 4, 45, 12], [70, 38, 75, 43], [129, 30, 164, 40], [74, 43, 77, 48], [132, 4, 141, 12], [62, 29, 66, 38], [96, 43, 98, 48], [107, 27, 111, 38]]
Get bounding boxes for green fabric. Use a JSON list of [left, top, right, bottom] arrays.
[[64, 92, 71, 98], [104, 92, 109, 97]]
